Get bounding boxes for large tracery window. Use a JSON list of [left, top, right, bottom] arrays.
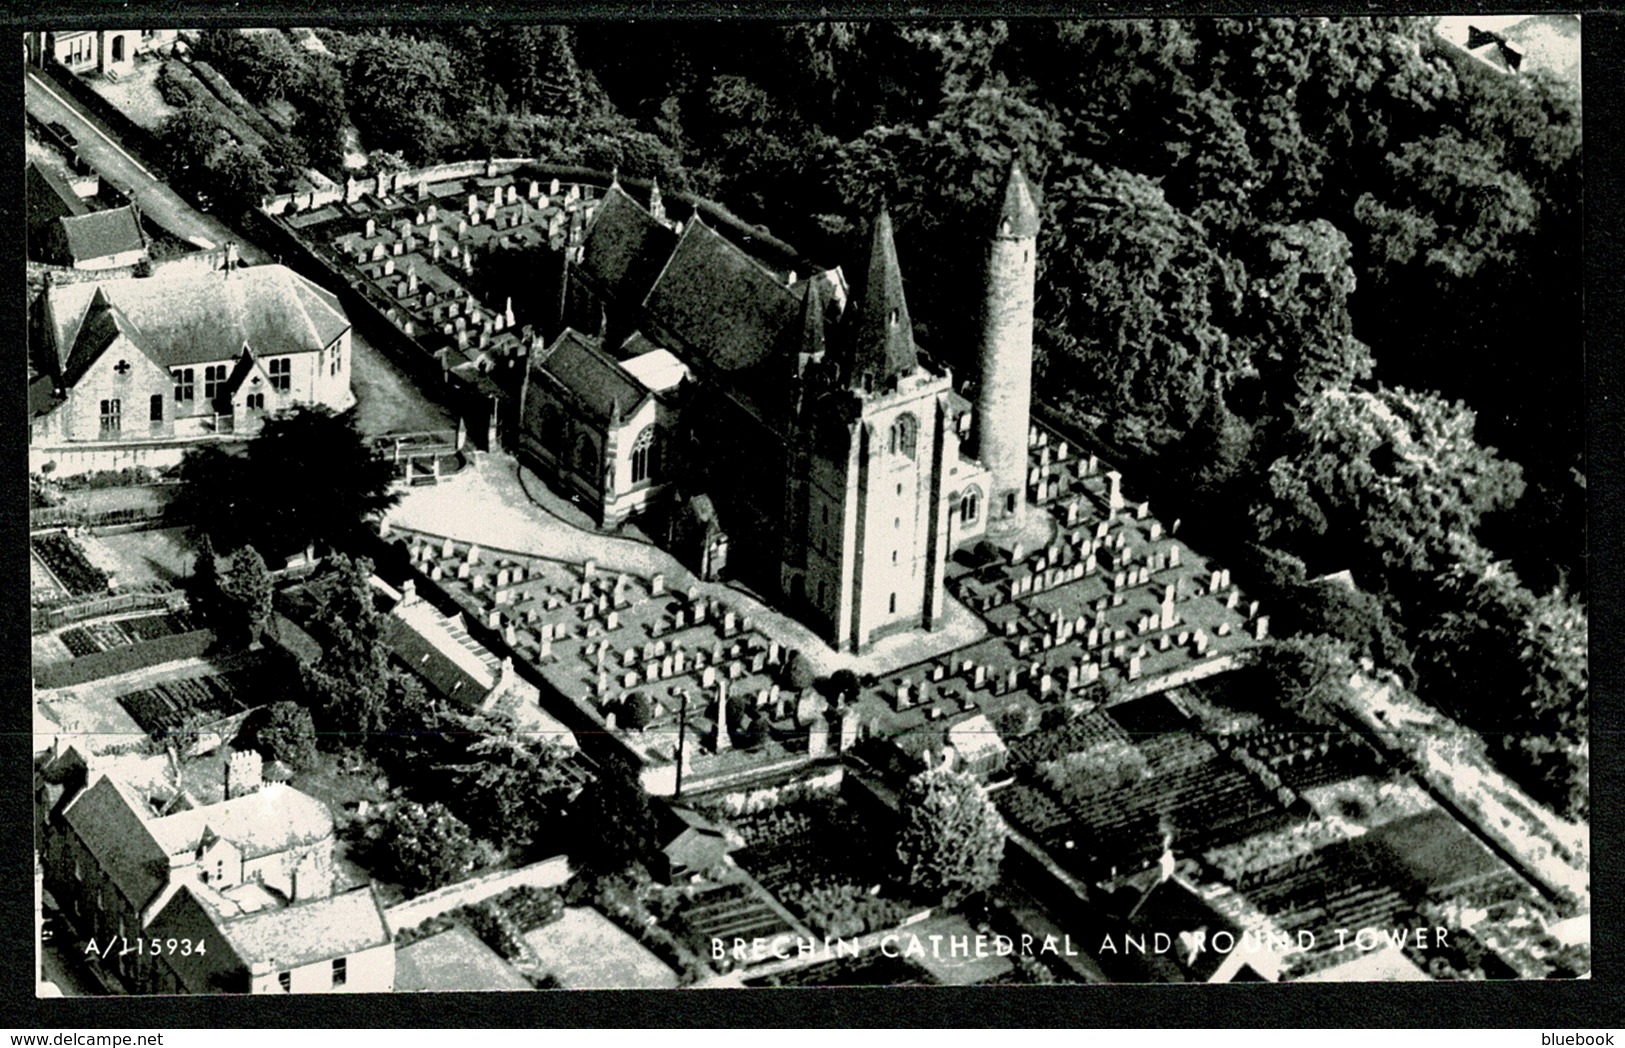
[[889, 414, 917, 460], [630, 426, 657, 484]]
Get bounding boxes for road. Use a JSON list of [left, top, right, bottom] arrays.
[[24, 68, 265, 261]]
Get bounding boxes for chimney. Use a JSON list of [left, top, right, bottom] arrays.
[[225, 241, 240, 273], [225, 748, 263, 799]]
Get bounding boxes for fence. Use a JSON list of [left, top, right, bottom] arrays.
[[382, 855, 572, 935], [31, 588, 187, 633], [30, 502, 172, 533]]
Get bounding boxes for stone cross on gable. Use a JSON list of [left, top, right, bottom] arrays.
[[114, 359, 131, 375]]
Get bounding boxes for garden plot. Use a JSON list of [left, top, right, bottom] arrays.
[[523, 907, 678, 989]]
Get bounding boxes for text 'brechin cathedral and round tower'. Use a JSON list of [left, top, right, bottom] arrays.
[[974, 162, 1041, 540]]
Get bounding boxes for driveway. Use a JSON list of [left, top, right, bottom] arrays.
[[25, 68, 265, 260]]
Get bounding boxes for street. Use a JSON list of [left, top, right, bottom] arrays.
[[25, 67, 265, 261]]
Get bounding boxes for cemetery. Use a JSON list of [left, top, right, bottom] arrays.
[[397, 531, 843, 793]]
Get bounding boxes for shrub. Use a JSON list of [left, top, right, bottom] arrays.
[[1036, 739, 1149, 804]]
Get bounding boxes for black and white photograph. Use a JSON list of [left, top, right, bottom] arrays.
[[22, 12, 1590, 1004]]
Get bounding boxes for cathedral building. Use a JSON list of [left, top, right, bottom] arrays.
[[518, 164, 1042, 653]]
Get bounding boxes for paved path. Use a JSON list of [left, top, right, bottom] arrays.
[[385, 453, 989, 678], [25, 68, 265, 259]]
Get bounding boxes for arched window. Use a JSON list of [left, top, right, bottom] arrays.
[[111, 35, 125, 62], [889, 414, 917, 460], [573, 433, 596, 478], [630, 427, 656, 484], [960, 487, 981, 525]]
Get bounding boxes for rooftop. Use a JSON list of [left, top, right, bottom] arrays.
[[59, 206, 145, 265]]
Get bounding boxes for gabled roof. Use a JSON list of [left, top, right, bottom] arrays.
[[217, 887, 391, 971], [641, 217, 802, 374], [59, 288, 152, 389], [60, 206, 145, 265], [59, 775, 170, 910], [47, 265, 350, 374], [382, 598, 498, 706], [222, 344, 265, 398], [841, 207, 917, 388], [144, 782, 334, 861], [27, 162, 88, 222], [531, 328, 650, 424], [580, 183, 678, 306]]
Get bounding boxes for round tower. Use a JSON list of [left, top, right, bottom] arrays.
[[973, 162, 1040, 539]]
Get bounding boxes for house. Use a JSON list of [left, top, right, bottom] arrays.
[[1433, 15, 1582, 85], [30, 261, 354, 473], [41, 752, 393, 995], [380, 579, 578, 749], [26, 30, 178, 77], [1100, 861, 1282, 984], [651, 805, 735, 883]]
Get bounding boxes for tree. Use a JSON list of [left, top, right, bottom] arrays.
[[179, 405, 398, 563], [571, 750, 657, 875], [254, 700, 318, 770], [1287, 576, 1412, 681], [218, 545, 273, 646], [342, 33, 461, 163], [369, 800, 478, 894], [437, 715, 578, 855], [301, 554, 391, 741], [190, 532, 221, 618], [895, 767, 1006, 904], [249, 406, 399, 560], [211, 139, 276, 211], [620, 692, 654, 731], [1249, 386, 1524, 588], [1254, 634, 1358, 728]]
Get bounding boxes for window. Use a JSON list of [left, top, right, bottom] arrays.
[[99, 398, 121, 437], [246, 392, 265, 411], [111, 35, 125, 61], [173, 368, 194, 402], [573, 434, 597, 480], [889, 414, 917, 460], [204, 364, 226, 400], [150, 394, 163, 423], [277, 971, 292, 993], [268, 357, 291, 392], [332, 957, 347, 988], [960, 487, 980, 525], [630, 427, 656, 484], [891, 551, 897, 565], [215, 859, 224, 883], [1006, 493, 1017, 514], [888, 593, 897, 614]]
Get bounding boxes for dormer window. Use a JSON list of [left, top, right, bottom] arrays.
[[889, 309, 899, 328]]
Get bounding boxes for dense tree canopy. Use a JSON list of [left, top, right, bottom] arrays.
[[300, 554, 392, 741], [175, 405, 398, 563], [895, 767, 1006, 904]]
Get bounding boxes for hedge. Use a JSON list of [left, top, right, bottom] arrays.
[[158, 59, 272, 155], [191, 59, 287, 152], [35, 628, 217, 689]]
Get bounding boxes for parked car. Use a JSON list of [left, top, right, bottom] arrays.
[[46, 121, 76, 148]]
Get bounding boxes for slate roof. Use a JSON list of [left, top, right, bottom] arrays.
[[59, 775, 170, 909], [532, 328, 650, 423], [641, 217, 802, 375], [382, 598, 497, 705], [395, 926, 531, 993], [27, 162, 88, 222], [217, 887, 391, 971], [46, 265, 349, 375], [144, 782, 335, 861], [579, 184, 678, 306], [57, 289, 149, 389], [59, 206, 145, 265]]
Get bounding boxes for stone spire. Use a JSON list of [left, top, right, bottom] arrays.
[[843, 205, 916, 390], [996, 161, 1041, 239]]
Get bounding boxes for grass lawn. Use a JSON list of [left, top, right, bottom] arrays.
[[350, 328, 456, 438], [523, 907, 679, 989]]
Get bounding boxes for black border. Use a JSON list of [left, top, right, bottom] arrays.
[[4, 0, 1620, 1029]]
